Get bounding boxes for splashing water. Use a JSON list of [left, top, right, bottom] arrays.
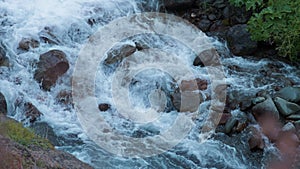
[[1, 0, 299, 168]]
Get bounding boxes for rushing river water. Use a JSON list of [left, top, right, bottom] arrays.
[[0, 0, 299, 168]]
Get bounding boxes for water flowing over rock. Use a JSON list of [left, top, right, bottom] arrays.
[[34, 50, 69, 91], [0, 135, 92, 169], [274, 97, 300, 116], [0, 92, 7, 115], [104, 43, 136, 65], [56, 90, 73, 107], [24, 102, 43, 123], [0, 42, 9, 67], [226, 24, 257, 56], [31, 122, 84, 147], [18, 38, 39, 51]]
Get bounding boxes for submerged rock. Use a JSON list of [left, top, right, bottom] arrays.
[[0, 42, 9, 67], [0, 92, 7, 115], [56, 90, 73, 106], [38, 26, 61, 45], [18, 38, 39, 51], [34, 50, 69, 91], [104, 43, 136, 65], [226, 24, 257, 56], [31, 122, 84, 147], [274, 97, 300, 116]]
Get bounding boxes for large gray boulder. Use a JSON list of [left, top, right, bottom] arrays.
[[34, 50, 69, 91], [252, 96, 279, 120], [274, 97, 300, 116], [276, 86, 300, 103]]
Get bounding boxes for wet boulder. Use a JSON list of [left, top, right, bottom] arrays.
[[0, 42, 9, 67], [193, 55, 204, 67], [56, 90, 73, 106], [248, 126, 264, 150], [226, 24, 257, 56], [274, 97, 300, 116], [24, 102, 43, 123], [224, 116, 238, 134], [0, 92, 7, 115], [282, 122, 296, 133], [180, 78, 208, 91], [287, 114, 300, 120], [18, 38, 39, 51], [252, 96, 279, 120], [171, 91, 203, 112], [252, 97, 266, 105], [218, 113, 232, 125], [31, 122, 84, 146], [276, 86, 300, 103], [38, 26, 61, 45], [98, 103, 111, 112], [171, 78, 206, 112], [34, 50, 69, 91], [104, 43, 136, 65]]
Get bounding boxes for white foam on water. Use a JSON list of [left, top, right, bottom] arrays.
[[1, 0, 299, 168]]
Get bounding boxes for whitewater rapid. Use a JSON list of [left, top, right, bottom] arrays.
[[1, 0, 299, 168]]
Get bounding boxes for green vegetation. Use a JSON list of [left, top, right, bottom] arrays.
[[0, 119, 54, 149], [229, 0, 300, 60]]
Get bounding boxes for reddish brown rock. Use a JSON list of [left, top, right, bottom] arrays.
[[248, 126, 265, 150], [34, 50, 69, 91], [180, 78, 208, 91]]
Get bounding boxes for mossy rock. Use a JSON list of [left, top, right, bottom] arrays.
[[0, 117, 53, 150]]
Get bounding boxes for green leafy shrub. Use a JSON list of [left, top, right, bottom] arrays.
[[0, 120, 54, 149], [229, 0, 300, 60]]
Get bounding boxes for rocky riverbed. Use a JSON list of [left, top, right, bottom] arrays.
[[0, 0, 299, 168]]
